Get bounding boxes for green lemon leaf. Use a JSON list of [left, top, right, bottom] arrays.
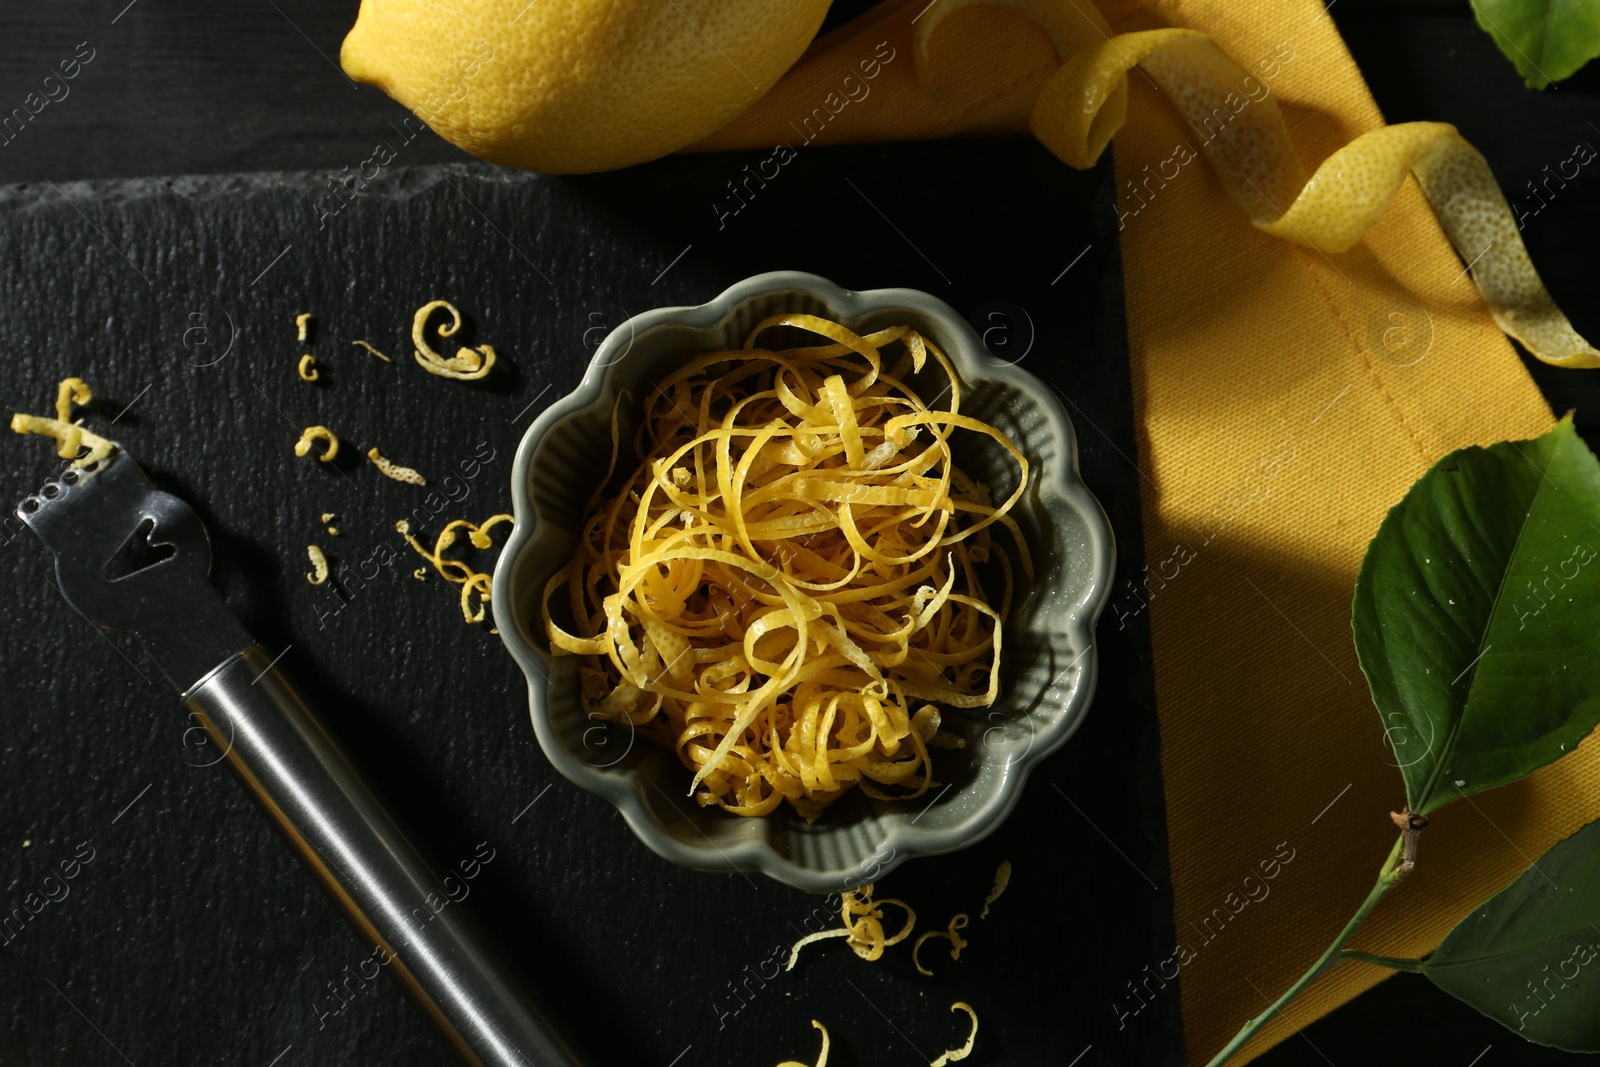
[[1352, 416, 1600, 816], [1471, 0, 1600, 90], [1422, 818, 1600, 1051]]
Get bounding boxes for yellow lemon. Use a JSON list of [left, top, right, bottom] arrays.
[[340, 0, 833, 174]]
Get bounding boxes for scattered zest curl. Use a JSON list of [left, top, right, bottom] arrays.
[[913, 913, 970, 976], [294, 425, 340, 463], [398, 514, 514, 624], [929, 1002, 978, 1067], [10, 377, 116, 468], [352, 339, 391, 362], [306, 545, 329, 585], [787, 882, 915, 970], [413, 299, 496, 380], [776, 1020, 830, 1067], [980, 860, 1011, 919], [368, 447, 425, 484]]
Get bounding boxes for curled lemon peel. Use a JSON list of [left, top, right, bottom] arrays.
[[912, 913, 971, 976], [786, 928, 852, 971], [306, 545, 329, 585], [298, 354, 320, 382], [412, 300, 496, 381], [542, 316, 1028, 820], [776, 1020, 830, 1067], [10, 377, 115, 468], [294, 426, 340, 463], [397, 514, 513, 623], [979, 860, 1012, 919], [788, 882, 918, 970], [915, 0, 1600, 368], [55, 378, 90, 424], [929, 1003, 979, 1067], [353, 339, 391, 362], [368, 447, 425, 484], [295, 312, 312, 342]]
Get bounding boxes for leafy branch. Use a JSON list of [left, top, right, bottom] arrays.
[[1206, 416, 1600, 1064]]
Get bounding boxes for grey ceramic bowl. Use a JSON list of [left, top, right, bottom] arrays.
[[492, 272, 1114, 893]]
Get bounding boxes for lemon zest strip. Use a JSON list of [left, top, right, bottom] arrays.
[[980, 859, 1012, 919], [294, 426, 340, 463], [785, 928, 852, 972], [368, 447, 425, 484], [413, 299, 496, 380], [776, 1020, 830, 1067], [307, 545, 329, 585], [353, 339, 391, 362], [10, 377, 115, 468], [912, 913, 970, 976], [397, 514, 514, 623], [929, 1002, 979, 1067]]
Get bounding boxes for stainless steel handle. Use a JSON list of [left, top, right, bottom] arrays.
[[183, 646, 589, 1067]]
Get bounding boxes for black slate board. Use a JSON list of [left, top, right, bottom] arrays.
[[0, 145, 1179, 1066]]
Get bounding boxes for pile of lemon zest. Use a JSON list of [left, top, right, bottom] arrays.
[[294, 426, 340, 463], [368, 447, 426, 484], [295, 312, 312, 342], [912, 913, 970, 976], [543, 316, 1027, 820], [397, 514, 514, 624], [412, 299, 496, 380], [10, 378, 115, 468], [306, 545, 329, 585], [298, 354, 320, 382], [928, 1003, 978, 1067], [979, 860, 1012, 920], [353, 339, 391, 362], [913, 0, 1600, 368], [776, 1020, 830, 1067]]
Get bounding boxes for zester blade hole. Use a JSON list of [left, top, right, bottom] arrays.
[[104, 516, 176, 580]]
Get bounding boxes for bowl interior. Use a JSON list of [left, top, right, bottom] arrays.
[[499, 277, 1107, 891]]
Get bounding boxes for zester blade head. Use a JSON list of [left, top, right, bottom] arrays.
[[18, 447, 254, 692]]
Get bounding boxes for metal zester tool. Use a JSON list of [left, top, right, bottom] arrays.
[[17, 446, 590, 1067]]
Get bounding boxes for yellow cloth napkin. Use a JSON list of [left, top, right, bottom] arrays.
[[695, 2, 1600, 1061]]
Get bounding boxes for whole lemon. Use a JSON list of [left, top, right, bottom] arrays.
[[341, 0, 833, 174]]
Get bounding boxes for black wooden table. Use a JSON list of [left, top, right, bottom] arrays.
[[0, 2, 1595, 1065]]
